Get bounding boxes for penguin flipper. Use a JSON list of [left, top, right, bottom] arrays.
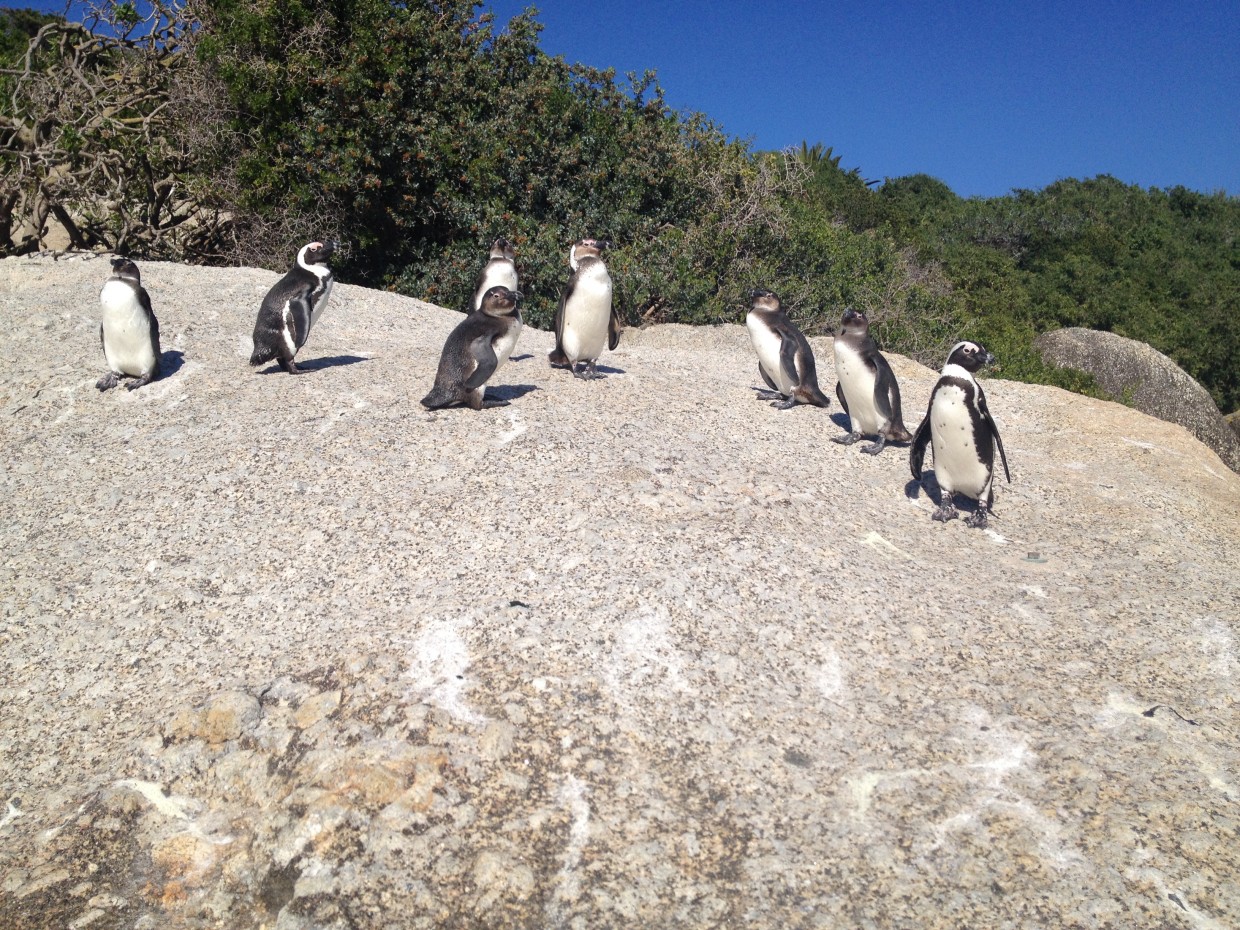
[[608, 302, 622, 351], [909, 403, 933, 479], [835, 381, 849, 415], [550, 284, 571, 366], [463, 335, 499, 391], [978, 390, 1011, 483]]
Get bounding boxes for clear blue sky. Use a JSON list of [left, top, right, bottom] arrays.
[[486, 0, 1239, 198]]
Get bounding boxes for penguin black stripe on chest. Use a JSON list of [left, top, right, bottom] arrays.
[[549, 238, 621, 380], [250, 240, 338, 374]]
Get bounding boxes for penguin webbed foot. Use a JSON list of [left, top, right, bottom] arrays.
[[573, 362, 604, 380], [278, 357, 304, 375], [860, 437, 886, 455], [480, 398, 511, 408], [964, 507, 990, 529], [770, 397, 798, 410], [126, 372, 156, 391], [96, 372, 119, 391], [931, 497, 959, 523], [755, 389, 784, 401], [832, 431, 862, 446]]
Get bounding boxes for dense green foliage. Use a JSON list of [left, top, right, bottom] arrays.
[[4, 1, 1236, 411]]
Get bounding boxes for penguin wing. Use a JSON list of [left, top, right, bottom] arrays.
[[463, 334, 499, 391], [140, 286, 161, 356], [869, 351, 897, 422], [909, 390, 936, 479], [778, 329, 804, 389], [608, 302, 622, 351], [977, 389, 1011, 482]]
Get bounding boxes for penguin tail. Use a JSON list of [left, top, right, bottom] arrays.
[[250, 345, 276, 367], [420, 387, 453, 409], [548, 347, 570, 368]]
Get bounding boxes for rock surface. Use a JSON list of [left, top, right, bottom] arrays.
[[1034, 326, 1240, 474], [1, 254, 1238, 929]]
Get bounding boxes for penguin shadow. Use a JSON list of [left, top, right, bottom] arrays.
[[254, 355, 370, 374], [829, 411, 851, 429], [509, 354, 536, 363], [485, 384, 539, 404], [158, 350, 186, 379], [592, 364, 625, 376]]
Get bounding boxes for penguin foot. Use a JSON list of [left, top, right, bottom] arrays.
[[126, 372, 155, 391], [964, 508, 990, 529], [278, 358, 304, 375], [574, 363, 604, 380], [832, 432, 862, 446], [96, 372, 119, 391], [755, 390, 785, 401], [860, 437, 886, 455], [931, 502, 959, 523], [770, 398, 799, 410], [480, 399, 512, 408]]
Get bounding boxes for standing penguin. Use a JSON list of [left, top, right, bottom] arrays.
[[421, 286, 524, 410], [472, 238, 518, 312], [250, 240, 338, 374], [97, 257, 161, 392], [832, 308, 912, 453], [549, 238, 621, 379], [909, 341, 1011, 528], [744, 288, 831, 409]]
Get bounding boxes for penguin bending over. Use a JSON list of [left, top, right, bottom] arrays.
[[549, 238, 621, 379], [472, 238, 518, 312], [832, 308, 912, 453], [422, 286, 524, 410], [250, 240, 338, 374], [97, 257, 161, 391], [744, 288, 831, 409], [909, 341, 1011, 528]]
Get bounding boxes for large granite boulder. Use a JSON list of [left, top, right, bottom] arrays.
[[1, 255, 1238, 929], [1035, 326, 1240, 473]]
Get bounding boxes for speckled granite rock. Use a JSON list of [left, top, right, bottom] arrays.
[[1034, 326, 1240, 474], [1, 254, 1237, 929]]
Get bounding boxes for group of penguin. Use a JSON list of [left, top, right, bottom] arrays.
[[94, 236, 1011, 528]]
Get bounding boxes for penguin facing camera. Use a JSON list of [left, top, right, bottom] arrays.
[[97, 257, 161, 392], [422, 285, 525, 410], [250, 240, 338, 374], [910, 340, 1011, 528], [832, 308, 912, 454], [549, 238, 621, 379], [472, 238, 518, 312], [744, 288, 831, 409]]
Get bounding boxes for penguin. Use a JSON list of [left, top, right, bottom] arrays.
[[421, 285, 524, 410], [744, 288, 831, 409], [472, 237, 518, 312], [250, 240, 338, 374], [831, 307, 912, 453], [549, 238, 621, 379], [909, 340, 1011, 528], [97, 257, 161, 391]]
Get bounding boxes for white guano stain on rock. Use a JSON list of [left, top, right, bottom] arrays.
[[405, 616, 485, 725]]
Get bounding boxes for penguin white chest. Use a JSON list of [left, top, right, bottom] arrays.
[[929, 384, 989, 496], [474, 263, 518, 310], [834, 341, 882, 433], [309, 276, 334, 329], [491, 319, 523, 372], [562, 267, 612, 363], [746, 314, 794, 394], [100, 281, 155, 376]]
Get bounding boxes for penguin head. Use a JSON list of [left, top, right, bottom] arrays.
[[490, 237, 516, 261], [298, 240, 337, 269], [748, 287, 783, 314], [945, 340, 995, 372], [480, 285, 521, 317], [569, 238, 609, 270], [840, 307, 869, 334], [109, 257, 141, 283]]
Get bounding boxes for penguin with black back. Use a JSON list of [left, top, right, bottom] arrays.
[[832, 307, 912, 453], [910, 340, 1011, 528], [422, 286, 524, 410], [472, 238, 518, 312], [549, 238, 620, 379], [250, 240, 338, 374], [97, 257, 161, 391], [744, 288, 831, 409]]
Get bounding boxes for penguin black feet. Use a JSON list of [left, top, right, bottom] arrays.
[[770, 397, 798, 409], [931, 497, 959, 523], [572, 362, 604, 380], [96, 371, 120, 391], [126, 369, 158, 391], [832, 431, 863, 446], [964, 507, 990, 529], [756, 389, 785, 402], [860, 437, 887, 455], [277, 357, 305, 375]]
